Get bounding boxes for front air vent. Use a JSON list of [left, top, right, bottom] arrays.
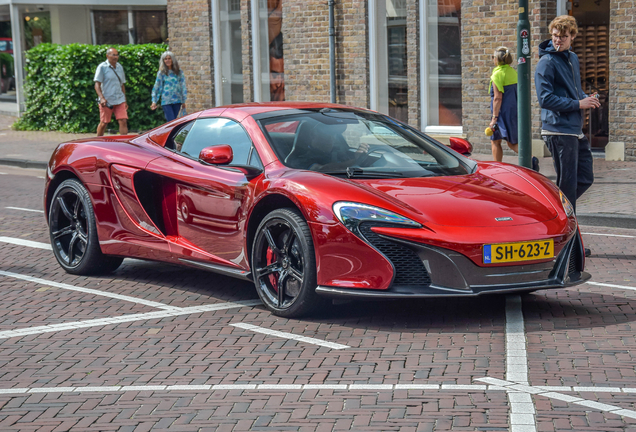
[[358, 223, 431, 286]]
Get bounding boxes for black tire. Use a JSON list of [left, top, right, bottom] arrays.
[[49, 178, 123, 275], [251, 208, 324, 318]]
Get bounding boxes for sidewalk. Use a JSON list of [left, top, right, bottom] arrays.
[[1, 114, 635, 227]]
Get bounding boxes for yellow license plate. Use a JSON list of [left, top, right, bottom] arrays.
[[483, 239, 554, 264]]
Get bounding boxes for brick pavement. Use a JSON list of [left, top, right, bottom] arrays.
[[2, 122, 636, 430]]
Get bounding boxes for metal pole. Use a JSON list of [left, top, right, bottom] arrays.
[[328, 0, 336, 103], [517, 0, 532, 168]]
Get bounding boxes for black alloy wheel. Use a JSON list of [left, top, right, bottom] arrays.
[[251, 208, 322, 317], [49, 179, 123, 275]]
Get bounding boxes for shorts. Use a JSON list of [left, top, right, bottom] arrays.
[[99, 102, 128, 123]]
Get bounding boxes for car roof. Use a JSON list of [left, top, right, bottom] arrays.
[[198, 101, 371, 118]]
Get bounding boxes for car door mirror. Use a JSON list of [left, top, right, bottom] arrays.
[[449, 137, 473, 156], [199, 145, 233, 165]]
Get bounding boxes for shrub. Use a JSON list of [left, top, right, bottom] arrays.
[[14, 43, 167, 133]]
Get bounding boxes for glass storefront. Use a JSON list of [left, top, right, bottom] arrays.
[[387, 0, 408, 122], [219, 0, 244, 104], [93, 10, 167, 45], [254, 0, 284, 102], [425, 0, 462, 127], [93, 11, 128, 45]]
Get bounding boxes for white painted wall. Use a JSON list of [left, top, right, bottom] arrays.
[[50, 5, 91, 44]]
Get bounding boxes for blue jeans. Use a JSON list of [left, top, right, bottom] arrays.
[[162, 103, 182, 122]]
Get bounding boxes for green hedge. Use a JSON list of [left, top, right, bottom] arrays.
[[14, 43, 167, 133]]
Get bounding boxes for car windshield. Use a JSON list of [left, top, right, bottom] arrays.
[[258, 109, 469, 178]]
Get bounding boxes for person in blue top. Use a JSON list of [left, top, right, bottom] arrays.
[[535, 15, 601, 257], [151, 51, 188, 122]]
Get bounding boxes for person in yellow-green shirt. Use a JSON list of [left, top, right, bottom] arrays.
[[489, 46, 539, 170]]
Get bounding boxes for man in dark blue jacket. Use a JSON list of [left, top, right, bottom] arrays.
[[535, 15, 600, 256]]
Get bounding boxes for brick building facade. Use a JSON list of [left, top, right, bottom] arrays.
[[168, 0, 634, 160]]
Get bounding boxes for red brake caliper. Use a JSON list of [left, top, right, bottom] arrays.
[[266, 247, 279, 291]]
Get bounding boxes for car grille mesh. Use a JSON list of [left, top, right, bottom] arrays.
[[358, 223, 431, 286], [568, 249, 578, 275]]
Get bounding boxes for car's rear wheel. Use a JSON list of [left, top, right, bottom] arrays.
[[251, 208, 323, 317], [49, 179, 123, 275]]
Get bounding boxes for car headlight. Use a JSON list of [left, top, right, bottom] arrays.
[[559, 191, 574, 217], [333, 202, 421, 232]]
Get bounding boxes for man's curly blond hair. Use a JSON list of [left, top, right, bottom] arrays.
[[549, 15, 578, 38]]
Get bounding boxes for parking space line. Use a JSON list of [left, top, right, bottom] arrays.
[[581, 232, 636, 238], [505, 295, 537, 432], [587, 281, 636, 291], [0, 270, 178, 309], [0, 237, 51, 250], [230, 322, 350, 350], [477, 378, 636, 421], [5, 206, 45, 213], [0, 300, 262, 341]]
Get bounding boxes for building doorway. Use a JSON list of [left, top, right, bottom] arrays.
[[570, 0, 610, 149]]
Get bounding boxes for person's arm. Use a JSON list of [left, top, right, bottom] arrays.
[[534, 59, 581, 113], [121, 84, 127, 109], [179, 71, 187, 110], [489, 84, 503, 129], [150, 72, 162, 110], [94, 81, 106, 106], [94, 66, 107, 106]]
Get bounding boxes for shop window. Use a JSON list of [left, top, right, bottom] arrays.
[[369, 0, 408, 123], [424, 0, 462, 127], [134, 11, 167, 44], [218, 0, 244, 104], [253, 0, 284, 102], [23, 12, 51, 50], [93, 10, 167, 45], [93, 10, 128, 45]]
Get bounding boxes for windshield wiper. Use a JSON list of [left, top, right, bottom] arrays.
[[345, 167, 404, 179]]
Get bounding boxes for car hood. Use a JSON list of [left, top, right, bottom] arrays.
[[351, 170, 559, 227]]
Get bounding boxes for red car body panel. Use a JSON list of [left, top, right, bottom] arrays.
[[44, 102, 588, 298]]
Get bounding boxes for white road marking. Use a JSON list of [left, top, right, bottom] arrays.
[[505, 295, 536, 432], [587, 281, 636, 292], [0, 270, 177, 309], [582, 232, 636, 238], [0, 237, 51, 250], [0, 300, 262, 341], [5, 206, 44, 213], [230, 322, 350, 350], [477, 378, 636, 420], [0, 382, 634, 396]]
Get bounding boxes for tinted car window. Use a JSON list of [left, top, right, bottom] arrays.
[[258, 110, 470, 178], [171, 121, 194, 152], [180, 117, 254, 165]]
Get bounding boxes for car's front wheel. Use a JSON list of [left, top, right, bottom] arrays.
[[49, 178, 123, 275], [251, 208, 323, 317]]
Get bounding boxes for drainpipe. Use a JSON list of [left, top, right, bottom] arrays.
[[329, 0, 336, 103]]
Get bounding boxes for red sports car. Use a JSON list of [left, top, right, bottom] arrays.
[[44, 102, 589, 317]]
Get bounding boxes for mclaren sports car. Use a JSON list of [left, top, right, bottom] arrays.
[[44, 102, 590, 317]]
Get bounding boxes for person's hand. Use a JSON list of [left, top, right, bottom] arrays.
[[489, 118, 497, 129], [579, 96, 601, 109], [355, 142, 369, 156], [150, 102, 157, 110], [99, 98, 107, 107], [124, 102, 128, 110], [181, 103, 186, 111]]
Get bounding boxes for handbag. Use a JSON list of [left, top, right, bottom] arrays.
[[178, 105, 187, 118]]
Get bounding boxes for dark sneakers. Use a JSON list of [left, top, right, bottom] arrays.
[[532, 156, 540, 172]]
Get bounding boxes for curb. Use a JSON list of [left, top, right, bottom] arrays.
[[0, 158, 48, 169], [577, 213, 636, 230]]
